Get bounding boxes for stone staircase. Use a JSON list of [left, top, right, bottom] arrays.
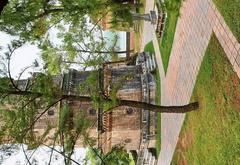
[[137, 148, 157, 165]]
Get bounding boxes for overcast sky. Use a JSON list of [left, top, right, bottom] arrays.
[[0, 30, 127, 80], [0, 32, 43, 79]]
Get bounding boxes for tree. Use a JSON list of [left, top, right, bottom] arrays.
[[0, 45, 199, 164], [40, 34, 134, 74], [0, 0, 8, 15], [0, 0, 135, 41], [0, 0, 137, 78], [86, 144, 132, 165]]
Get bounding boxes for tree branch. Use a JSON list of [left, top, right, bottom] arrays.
[[21, 144, 32, 165], [7, 46, 22, 91], [48, 133, 58, 165], [76, 49, 134, 54], [29, 98, 63, 130], [20, 98, 63, 138], [42, 143, 81, 165], [118, 100, 199, 113], [85, 137, 106, 165], [0, 89, 199, 113]]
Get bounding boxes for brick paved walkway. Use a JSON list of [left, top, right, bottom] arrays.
[[141, 0, 240, 164]]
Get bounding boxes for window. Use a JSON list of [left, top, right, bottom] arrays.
[[47, 110, 54, 116], [124, 138, 132, 143], [89, 109, 97, 116], [126, 108, 133, 115]]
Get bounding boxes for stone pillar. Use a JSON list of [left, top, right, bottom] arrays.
[[131, 10, 157, 24]]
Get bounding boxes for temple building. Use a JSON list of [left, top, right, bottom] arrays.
[[32, 52, 157, 162]]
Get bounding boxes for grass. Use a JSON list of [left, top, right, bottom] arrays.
[[213, 0, 240, 42], [144, 41, 155, 54], [144, 41, 161, 156], [171, 34, 240, 164], [157, 0, 182, 73], [133, 0, 145, 53], [136, 0, 146, 15], [155, 69, 161, 156], [137, 0, 147, 32], [134, 32, 141, 52]]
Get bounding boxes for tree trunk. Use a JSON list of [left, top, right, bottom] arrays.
[[104, 53, 138, 65], [118, 100, 199, 113], [76, 49, 134, 54], [61, 95, 199, 113], [1, 90, 199, 113], [0, 0, 8, 15], [1, 90, 42, 96]]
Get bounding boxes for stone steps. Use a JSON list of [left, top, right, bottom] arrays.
[[137, 149, 157, 165]]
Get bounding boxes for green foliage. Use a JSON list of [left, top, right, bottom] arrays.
[[74, 112, 91, 135], [59, 104, 70, 133], [58, 103, 95, 158], [0, 0, 134, 42], [144, 41, 155, 54], [86, 144, 132, 165], [64, 134, 75, 153], [1, 0, 134, 75], [86, 148, 102, 164], [213, 0, 240, 41], [103, 144, 132, 165], [40, 41, 62, 75], [0, 74, 62, 150], [79, 70, 126, 111], [90, 1, 135, 30], [154, 69, 161, 155], [111, 7, 133, 24], [103, 73, 133, 111], [0, 0, 92, 41], [85, 72, 102, 108], [164, 0, 182, 13], [0, 99, 42, 147], [0, 77, 13, 91], [28, 125, 52, 150], [32, 73, 62, 102]]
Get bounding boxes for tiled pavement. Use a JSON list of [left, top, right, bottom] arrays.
[[141, 0, 240, 165]]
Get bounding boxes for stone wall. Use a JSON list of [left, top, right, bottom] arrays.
[[32, 52, 157, 153]]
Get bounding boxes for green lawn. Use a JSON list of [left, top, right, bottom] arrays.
[[144, 41, 161, 156], [133, 0, 146, 52], [144, 41, 155, 54], [213, 0, 240, 42], [158, 0, 182, 73], [171, 35, 240, 164], [136, 0, 146, 14], [155, 69, 161, 156]]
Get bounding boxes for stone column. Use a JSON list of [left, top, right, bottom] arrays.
[[131, 10, 157, 24]]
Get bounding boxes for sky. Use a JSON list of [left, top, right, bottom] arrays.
[[0, 144, 88, 165], [0, 30, 126, 79], [0, 32, 43, 79]]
